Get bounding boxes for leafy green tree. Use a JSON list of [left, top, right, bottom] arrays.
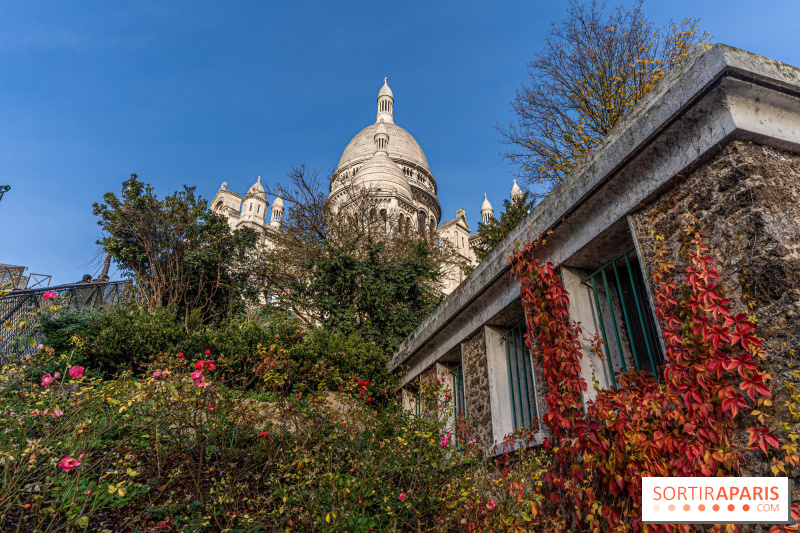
[[93, 180, 260, 326], [470, 191, 536, 262], [303, 239, 442, 353]]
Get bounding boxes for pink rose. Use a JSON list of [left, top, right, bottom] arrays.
[[37, 344, 44, 349], [51, 409, 64, 418], [399, 492, 407, 502], [486, 498, 496, 510], [445, 392, 451, 398], [440, 432, 450, 448], [153, 369, 162, 378], [54, 372, 61, 378], [58, 455, 81, 472], [68, 366, 84, 379], [42, 291, 57, 300], [190, 370, 203, 380], [41, 374, 54, 388]]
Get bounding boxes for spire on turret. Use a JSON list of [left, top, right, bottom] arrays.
[[237, 176, 268, 230], [376, 77, 394, 124], [481, 193, 494, 223], [510, 179, 523, 202], [270, 190, 284, 229]]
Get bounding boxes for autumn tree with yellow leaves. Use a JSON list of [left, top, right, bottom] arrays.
[[497, 0, 711, 195]]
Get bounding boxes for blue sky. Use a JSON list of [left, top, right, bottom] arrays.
[[2, 0, 799, 285]]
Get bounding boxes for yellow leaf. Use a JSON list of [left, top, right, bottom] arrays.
[[326, 513, 330, 523], [108, 485, 116, 494], [118, 487, 126, 497], [3, 322, 12, 331]]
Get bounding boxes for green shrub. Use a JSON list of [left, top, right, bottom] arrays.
[[40, 305, 301, 379], [289, 328, 395, 397]]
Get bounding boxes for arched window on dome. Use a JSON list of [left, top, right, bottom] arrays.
[[429, 217, 436, 239], [417, 210, 426, 239], [406, 216, 411, 236]]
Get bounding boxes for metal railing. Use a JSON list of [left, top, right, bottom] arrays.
[[0, 280, 132, 359], [505, 323, 538, 430], [582, 247, 663, 382]]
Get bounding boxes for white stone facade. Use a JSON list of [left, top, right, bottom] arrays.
[[211, 78, 520, 294]]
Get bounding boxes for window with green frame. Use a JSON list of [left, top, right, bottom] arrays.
[[582, 247, 664, 385], [505, 323, 539, 430], [451, 364, 465, 439]]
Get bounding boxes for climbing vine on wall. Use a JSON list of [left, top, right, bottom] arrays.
[[510, 212, 791, 532]]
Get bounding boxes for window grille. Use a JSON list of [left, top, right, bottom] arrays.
[[414, 390, 421, 418], [505, 323, 538, 430], [582, 247, 664, 385], [451, 364, 465, 421]]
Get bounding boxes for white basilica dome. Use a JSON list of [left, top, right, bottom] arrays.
[[337, 122, 430, 173], [328, 78, 441, 226]]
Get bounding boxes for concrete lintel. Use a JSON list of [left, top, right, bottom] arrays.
[[389, 43, 800, 375]]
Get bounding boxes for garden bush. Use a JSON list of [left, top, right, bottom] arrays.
[[39, 305, 300, 380], [0, 334, 562, 532], [288, 328, 394, 400]]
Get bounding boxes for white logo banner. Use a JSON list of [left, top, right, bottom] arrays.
[[642, 477, 791, 524]]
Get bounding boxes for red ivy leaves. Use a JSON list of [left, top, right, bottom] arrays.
[[509, 224, 777, 533]]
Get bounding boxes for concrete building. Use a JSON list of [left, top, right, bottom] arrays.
[[390, 43, 800, 453]]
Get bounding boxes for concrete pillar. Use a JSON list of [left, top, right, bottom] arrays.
[[561, 267, 617, 402], [485, 325, 514, 447]]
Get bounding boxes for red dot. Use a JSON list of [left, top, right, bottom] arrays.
[[728, 504, 735, 512], [683, 504, 691, 511], [713, 504, 720, 511], [698, 504, 706, 511], [743, 504, 750, 512]]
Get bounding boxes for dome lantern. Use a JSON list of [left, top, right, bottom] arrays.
[[374, 119, 389, 154], [376, 77, 394, 124]]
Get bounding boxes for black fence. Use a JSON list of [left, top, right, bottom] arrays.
[[0, 280, 132, 360]]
